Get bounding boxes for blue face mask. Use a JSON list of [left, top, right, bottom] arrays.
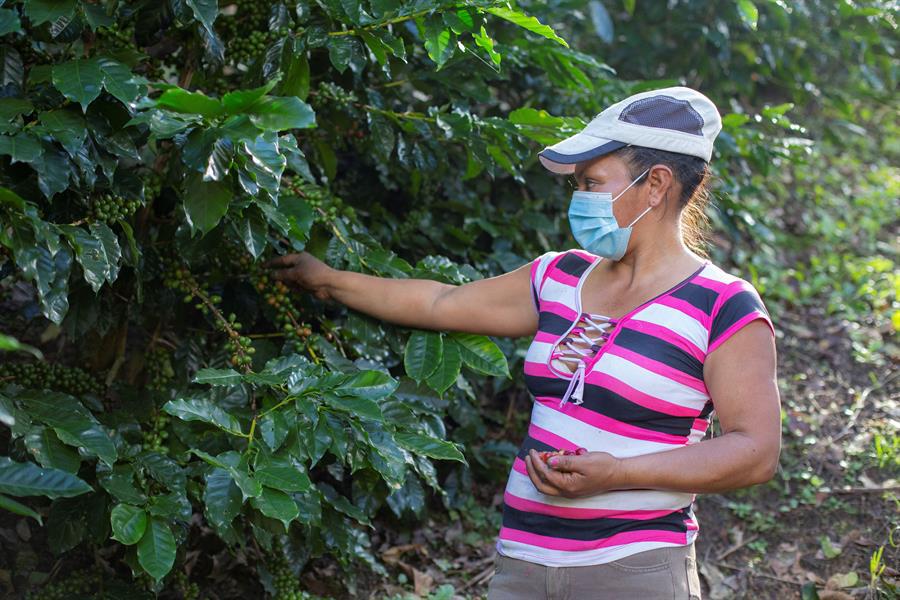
[[567, 168, 651, 260]]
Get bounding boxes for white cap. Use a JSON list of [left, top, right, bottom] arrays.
[[538, 86, 723, 174]]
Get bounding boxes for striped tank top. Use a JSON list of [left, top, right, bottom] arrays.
[[497, 249, 775, 567]]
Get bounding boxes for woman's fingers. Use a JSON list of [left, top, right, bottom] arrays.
[[526, 450, 563, 496], [266, 253, 301, 268]]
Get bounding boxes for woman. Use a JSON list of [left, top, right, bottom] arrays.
[[269, 87, 781, 600]]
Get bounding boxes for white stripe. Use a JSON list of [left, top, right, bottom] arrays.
[[496, 535, 698, 567], [529, 402, 676, 457], [540, 276, 579, 306], [629, 303, 709, 353], [594, 353, 709, 411], [533, 251, 561, 291], [505, 468, 694, 512], [525, 340, 556, 365], [697, 264, 738, 285]]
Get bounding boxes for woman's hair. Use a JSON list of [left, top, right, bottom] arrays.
[[613, 146, 712, 257]]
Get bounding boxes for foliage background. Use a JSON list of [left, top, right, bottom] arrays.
[[0, 0, 897, 598]]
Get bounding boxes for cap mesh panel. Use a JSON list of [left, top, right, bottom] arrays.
[[618, 96, 704, 135]]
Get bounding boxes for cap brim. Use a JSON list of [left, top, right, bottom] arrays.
[[538, 135, 627, 174]]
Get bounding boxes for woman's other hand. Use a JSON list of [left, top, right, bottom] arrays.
[[524, 448, 625, 498], [267, 252, 335, 301]]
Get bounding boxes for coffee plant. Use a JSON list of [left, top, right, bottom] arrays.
[[0, 0, 895, 596]]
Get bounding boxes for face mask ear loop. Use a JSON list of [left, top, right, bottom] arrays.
[[627, 203, 654, 228], [611, 167, 651, 202]]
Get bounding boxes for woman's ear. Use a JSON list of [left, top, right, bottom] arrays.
[[646, 165, 676, 208]]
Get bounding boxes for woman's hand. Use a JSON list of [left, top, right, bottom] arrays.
[[267, 252, 336, 301], [524, 448, 625, 498]]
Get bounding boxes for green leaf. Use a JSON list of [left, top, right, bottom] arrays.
[[239, 204, 268, 258], [21, 391, 117, 465], [222, 79, 279, 114], [422, 15, 453, 68], [16, 243, 72, 324], [0, 456, 92, 498], [110, 503, 147, 545], [97, 463, 146, 505], [449, 332, 510, 377], [249, 487, 299, 531], [192, 367, 243, 386], [335, 369, 399, 400], [183, 175, 232, 236], [323, 393, 384, 422], [404, 330, 443, 383], [473, 25, 501, 66], [0, 133, 42, 163], [52, 58, 104, 112], [0, 9, 22, 36], [137, 518, 176, 582], [485, 7, 568, 47], [59, 223, 121, 292], [37, 109, 86, 154], [393, 432, 466, 463], [190, 450, 261, 500], [203, 467, 242, 530], [247, 97, 316, 131], [97, 58, 144, 105], [24, 427, 81, 473], [425, 337, 461, 394], [623, 0, 636, 15], [163, 397, 243, 435], [327, 36, 354, 73], [254, 452, 311, 493], [737, 0, 759, 29], [23, 0, 76, 26], [0, 333, 42, 358], [185, 0, 218, 35], [0, 493, 42, 524], [156, 87, 225, 118], [281, 50, 310, 100]]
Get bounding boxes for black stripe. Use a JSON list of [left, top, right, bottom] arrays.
[[531, 283, 540, 309], [614, 329, 704, 380], [578, 383, 696, 436], [709, 291, 768, 345], [554, 252, 592, 278], [670, 282, 718, 316], [524, 372, 571, 398], [516, 436, 556, 461], [699, 401, 714, 418], [539, 311, 574, 336], [502, 504, 690, 542]]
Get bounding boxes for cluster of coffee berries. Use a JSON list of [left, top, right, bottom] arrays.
[[142, 410, 170, 453], [224, 312, 256, 369], [145, 347, 175, 391], [538, 448, 588, 463], [241, 256, 312, 353], [229, 27, 290, 66], [283, 177, 354, 223], [315, 81, 358, 109], [90, 193, 141, 223], [0, 362, 103, 395], [144, 170, 163, 202], [268, 541, 305, 600], [96, 24, 135, 52], [26, 568, 102, 600], [172, 570, 199, 600], [218, 0, 270, 38]]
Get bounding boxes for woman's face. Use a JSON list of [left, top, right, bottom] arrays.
[[572, 154, 649, 227]]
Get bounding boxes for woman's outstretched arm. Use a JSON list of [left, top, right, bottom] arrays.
[[268, 251, 540, 338]]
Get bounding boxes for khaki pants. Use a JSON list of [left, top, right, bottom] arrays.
[[486, 544, 702, 600]]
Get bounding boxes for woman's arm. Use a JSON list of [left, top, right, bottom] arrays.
[[524, 319, 781, 496], [268, 251, 539, 338]]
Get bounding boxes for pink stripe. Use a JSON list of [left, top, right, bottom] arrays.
[[540, 300, 580, 322], [528, 423, 579, 451], [546, 268, 581, 288], [534, 330, 563, 344], [691, 418, 709, 432], [605, 346, 708, 394], [503, 491, 680, 521], [691, 275, 729, 293], [540, 254, 569, 289], [586, 372, 702, 417], [655, 296, 711, 329], [620, 320, 705, 363], [523, 359, 554, 378], [499, 526, 688, 552], [534, 397, 688, 444], [708, 312, 774, 354]]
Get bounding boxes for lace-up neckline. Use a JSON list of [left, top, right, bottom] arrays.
[[549, 311, 617, 409]]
